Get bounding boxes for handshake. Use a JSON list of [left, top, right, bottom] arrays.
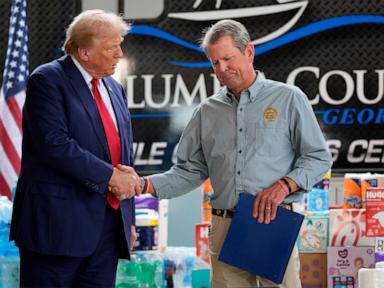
[[108, 164, 146, 201]]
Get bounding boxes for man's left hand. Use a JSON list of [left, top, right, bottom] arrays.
[[252, 182, 286, 224], [130, 225, 137, 250]]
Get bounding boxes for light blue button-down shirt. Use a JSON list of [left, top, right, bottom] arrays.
[[150, 72, 332, 209]]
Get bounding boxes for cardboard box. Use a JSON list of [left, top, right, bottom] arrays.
[[195, 223, 209, 264], [327, 246, 375, 288], [366, 187, 384, 236], [300, 253, 327, 288], [297, 211, 329, 253], [329, 209, 375, 246]]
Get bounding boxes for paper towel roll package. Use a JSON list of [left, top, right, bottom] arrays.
[[358, 262, 384, 288]]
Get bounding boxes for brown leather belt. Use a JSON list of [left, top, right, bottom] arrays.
[[212, 208, 234, 218]]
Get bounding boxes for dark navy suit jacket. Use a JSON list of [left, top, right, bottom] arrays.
[[10, 55, 135, 258]]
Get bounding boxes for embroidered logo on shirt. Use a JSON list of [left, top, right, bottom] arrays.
[[263, 107, 278, 122]]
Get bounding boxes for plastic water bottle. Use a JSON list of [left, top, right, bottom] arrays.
[[0, 222, 8, 249], [0, 256, 20, 287], [182, 256, 195, 287], [163, 259, 175, 288], [0, 196, 12, 223], [154, 259, 164, 288], [115, 257, 141, 288], [139, 261, 155, 288]]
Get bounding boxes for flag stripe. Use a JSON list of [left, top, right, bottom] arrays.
[[7, 95, 22, 132], [15, 90, 26, 112], [0, 118, 21, 174], [0, 143, 17, 195], [0, 0, 28, 199], [0, 101, 22, 157], [0, 172, 12, 201]]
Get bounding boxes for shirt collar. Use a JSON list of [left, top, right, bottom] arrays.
[[224, 70, 266, 103], [71, 55, 94, 86]]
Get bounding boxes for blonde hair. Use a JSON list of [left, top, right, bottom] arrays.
[[63, 9, 129, 55]]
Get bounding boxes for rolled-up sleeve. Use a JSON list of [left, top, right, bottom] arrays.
[[149, 106, 209, 199], [286, 87, 333, 190]]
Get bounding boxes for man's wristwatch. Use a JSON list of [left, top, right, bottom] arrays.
[[140, 177, 145, 193]]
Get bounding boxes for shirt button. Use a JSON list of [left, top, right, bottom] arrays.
[[237, 171, 241, 175], [239, 108, 243, 112], [239, 150, 242, 154], [239, 128, 243, 132]]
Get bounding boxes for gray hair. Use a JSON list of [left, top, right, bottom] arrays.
[[200, 19, 251, 54], [64, 9, 129, 55]]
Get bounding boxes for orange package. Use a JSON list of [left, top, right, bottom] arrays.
[[343, 173, 361, 208], [202, 179, 213, 223]]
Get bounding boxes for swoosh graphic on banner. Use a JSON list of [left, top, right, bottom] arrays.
[[129, 15, 384, 68], [169, 0, 309, 45], [168, 1, 307, 21], [129, 25, 203, 53]]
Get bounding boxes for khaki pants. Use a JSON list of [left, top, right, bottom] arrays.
[[209, 215, 301, 288]]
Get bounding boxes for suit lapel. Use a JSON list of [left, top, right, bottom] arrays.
[[59, 56, 111, 160]]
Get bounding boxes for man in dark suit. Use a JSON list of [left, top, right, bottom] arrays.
[[10, 10, 139, 287]]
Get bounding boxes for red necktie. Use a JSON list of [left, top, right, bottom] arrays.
[[91, 78, 121, 209]]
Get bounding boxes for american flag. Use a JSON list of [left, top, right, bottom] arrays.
[[0, 0, 28, 200]]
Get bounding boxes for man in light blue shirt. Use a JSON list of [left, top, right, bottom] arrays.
[[123, 19, 332, 288]]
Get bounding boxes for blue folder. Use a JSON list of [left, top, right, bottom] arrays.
[[218, 193, 304, 284]]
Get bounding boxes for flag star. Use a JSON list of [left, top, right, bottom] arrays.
[[11, 50, 19, 58], [18, 74, 25, 82], [3, 0, 28, 100], [6, 81, 13, 89]]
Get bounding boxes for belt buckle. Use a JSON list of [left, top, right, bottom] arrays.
[[215, 209, 229, 218], [218, 209, 229, 217]]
